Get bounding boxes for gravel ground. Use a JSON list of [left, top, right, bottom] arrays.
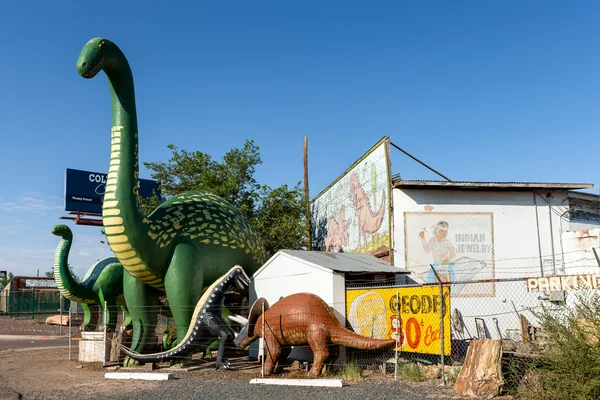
[[0, 317, 483, 400], [87, 375, 460, 400]]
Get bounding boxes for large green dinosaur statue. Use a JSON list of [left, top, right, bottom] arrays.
[[75, 37, 267, 364], [51, 224, 129, 332]]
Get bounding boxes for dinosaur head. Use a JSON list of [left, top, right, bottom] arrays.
[[76, 37, 121, 79], [233, 297, 269, 349], [51, 224, 73, 239]]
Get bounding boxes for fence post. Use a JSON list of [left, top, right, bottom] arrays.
[[31, 291, 35, 320], [430, 265, 446, 386], [59, 295, 63, 336], [394, 291, 399, 382], [261, 301, 265, 378], [68, 300, 72, 360], [103, 301, 108, 367]]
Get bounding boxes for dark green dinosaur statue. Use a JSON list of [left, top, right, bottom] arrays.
[[75, 37, 267, 365], [121, 265, 250, 369], [51, 224, 130, 332]]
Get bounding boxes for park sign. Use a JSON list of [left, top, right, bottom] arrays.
[[346, 286, 451, 356], [64, 168, 161, 214], [526, 273, 600, 292]]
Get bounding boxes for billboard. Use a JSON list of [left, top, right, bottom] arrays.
[[404, 212, 495, 297], [310, 137, 393, 258], [346, 286, 451, 356], [64, 168, 161, 214]]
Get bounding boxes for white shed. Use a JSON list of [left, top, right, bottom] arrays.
[[248, 249, 410, 361]]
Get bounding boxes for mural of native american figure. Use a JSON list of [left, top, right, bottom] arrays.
[[349, 172, 386, 251]]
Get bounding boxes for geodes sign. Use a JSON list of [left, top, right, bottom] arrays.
[[526, 273, 600, 292], [346, 286, 451, 356]]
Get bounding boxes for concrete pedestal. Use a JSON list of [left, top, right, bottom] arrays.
[[79, 332, 114, 363]]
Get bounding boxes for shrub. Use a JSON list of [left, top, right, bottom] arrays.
[[399, 362, 425, 382], [517, 291, 600, 400]]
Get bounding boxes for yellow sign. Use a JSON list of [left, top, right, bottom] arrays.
[[346, 286, 451, 356]]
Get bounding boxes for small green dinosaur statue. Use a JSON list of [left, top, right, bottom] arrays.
[[51, 224, 130, 332], [75, 37, 267, 365]]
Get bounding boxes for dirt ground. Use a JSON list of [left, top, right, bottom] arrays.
[[0, 317, 478, 400], [0, 315, 76, 336]]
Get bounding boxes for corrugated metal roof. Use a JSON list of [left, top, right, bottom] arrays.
[[392, 178, 593, 190], [278, 250, 410, 273]]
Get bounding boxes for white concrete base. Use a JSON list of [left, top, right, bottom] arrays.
[[249, 378, 345, 387], [105, 372, 173, 381]]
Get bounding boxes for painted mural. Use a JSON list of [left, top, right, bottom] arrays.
[[404, 212, 495, 297], [311, 137, 392, 257]]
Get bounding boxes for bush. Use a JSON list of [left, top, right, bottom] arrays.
[[398, 362, 425, 382], [517, 291, 600, 400]]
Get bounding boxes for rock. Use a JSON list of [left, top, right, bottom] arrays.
[[145, 362, 157, 371], [445, 365, 462, 383], [419, 364, 441, 379], [454, 339, 503, 398], [45, 315, 69, 326]]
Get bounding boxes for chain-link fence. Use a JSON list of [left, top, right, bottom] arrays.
[[62, 271, 578, 384], [0, 290, 70, 318]]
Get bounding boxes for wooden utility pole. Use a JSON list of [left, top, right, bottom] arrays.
[[304, 136, 311, 250]]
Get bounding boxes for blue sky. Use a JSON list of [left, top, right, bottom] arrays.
[[0, 1, 598, 278]]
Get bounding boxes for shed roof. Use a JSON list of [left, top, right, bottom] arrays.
[[392, 178, 593, 191], [255, 250, 410, 275]]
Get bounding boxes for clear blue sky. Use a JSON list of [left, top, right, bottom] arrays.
[[0, 1, 598, 278]]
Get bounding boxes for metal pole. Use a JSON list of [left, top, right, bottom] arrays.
[[390, 142, 452, 182], [394, 291, 399, 382], [547, 194, 557, 275], [261, 301, 265, 378], [103, 301, 108, 367], [59, 295, 63, 336], [431, 265, 446, 386], [593, 248, 600, 269], [303, 136, 311, 250], [533, 193, 544, 277], [68, 301, 72, 360]]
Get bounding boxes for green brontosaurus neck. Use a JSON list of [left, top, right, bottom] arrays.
[[52, 229, 95, 303], [77, 38, 162, 289]]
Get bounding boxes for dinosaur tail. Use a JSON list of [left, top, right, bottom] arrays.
[[121, 266, 248, 363], [329, 325, 396, 350]]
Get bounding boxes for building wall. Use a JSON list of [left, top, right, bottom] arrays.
[[249, 254, 346, 361], [392, 188, 571, 339], [561, 228, 600, 275]]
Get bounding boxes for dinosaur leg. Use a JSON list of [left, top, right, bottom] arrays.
[[274, 346, 292, 374], [262, 329, 281, 376], [97, 291, 118, 332], [213, 322, 235, 370], [80, 304, 99, 331], [307, 325, 330, 377], [123, 271, 159, 367], [164, 244, 204, 356]]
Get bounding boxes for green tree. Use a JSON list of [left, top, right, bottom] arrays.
[[141, 140, 307, 256], [0, 272, 13, 290]]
